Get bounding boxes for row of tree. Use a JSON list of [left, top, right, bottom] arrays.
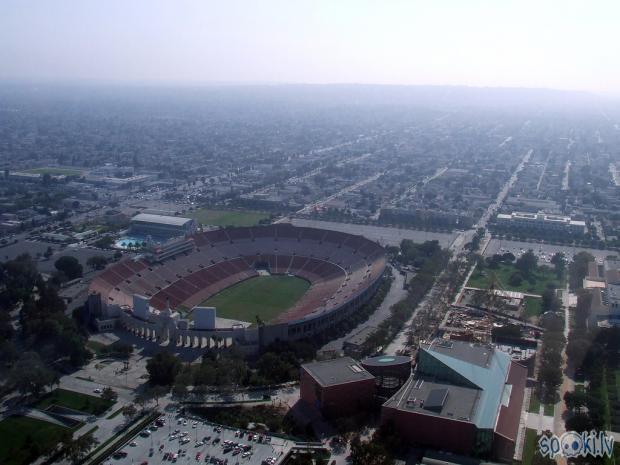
[[537, 312, 565, 404], [365, 240, 450, 352], [146, 340, 318, 394]]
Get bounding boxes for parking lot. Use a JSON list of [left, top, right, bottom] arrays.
[[106, 412, 294, 465], [484, 238, 617, 264]]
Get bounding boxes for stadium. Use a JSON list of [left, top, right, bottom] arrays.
[[88, 224, 387, 349]]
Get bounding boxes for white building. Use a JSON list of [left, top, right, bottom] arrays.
[[130, 213, 197, 239], [496, 211, 585, 235]]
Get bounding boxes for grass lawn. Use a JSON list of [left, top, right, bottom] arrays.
[[543, 403, 555, 416], [200, 275, 309, 324], [528, 395, 541, 413], [33, 388, 114, 416], [523, 297, 543, 318], [24, 167, 82, 176], [106, 406, 125, 419], [521, 428, 539, 465], [0, 416, 71, 465], [190, 209, 270, 227], [468, 263, 561, 295]]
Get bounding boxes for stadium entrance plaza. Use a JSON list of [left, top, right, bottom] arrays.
[[78, 331, 215, 391], [107, 413, 293, 465]]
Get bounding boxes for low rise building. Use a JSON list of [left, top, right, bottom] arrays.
[[496, 211, 585, 235], [130, 213, 197, 239], [300, 357, 376, 418], [381, 339, 527, 461]]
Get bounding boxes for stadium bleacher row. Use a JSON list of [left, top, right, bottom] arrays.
[[89, 224, 386, 324]]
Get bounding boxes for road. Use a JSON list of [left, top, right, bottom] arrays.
[[294, 171, 385, 215], [321, 269, 408, 353], [389, 166, 448, 207], [287, 218, 457, 248]]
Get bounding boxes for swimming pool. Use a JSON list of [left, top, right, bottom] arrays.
[[114, 235, 166, 249]]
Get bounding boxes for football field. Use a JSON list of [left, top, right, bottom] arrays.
[[200, 275, 309, 324]]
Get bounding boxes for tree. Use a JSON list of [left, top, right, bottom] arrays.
[[8, 351, 57, 396], [568, 252, 594, 290], [122, 404, 137, 422], [94, 236, 114, 248], [54, 255, 83, 280], [516, 250, 537, 277], [146, 351, 182, 385], [86, 255, 108, 270], [565, 413, 594, 433], [349, 435, 392, 465], [508, 272, 523, 287], [550, 252, 566, 279], [564, 390, 588, 412], [59, 432, 99, 463], [100, 387, 118, 402], [172, 382, 189, 399], [146, 385, 168, 406], [43, 246, 53, 259], [541, 288, 560, 313], [573, 291, 592, 329]]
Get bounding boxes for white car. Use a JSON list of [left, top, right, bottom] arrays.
[[93, 388, 102, 394]]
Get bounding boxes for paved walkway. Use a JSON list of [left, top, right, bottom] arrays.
[[555, 286, 575, 437], [514, 387, 557, 461], [18, 407, 70, 427], [321, 268, 407, 353]]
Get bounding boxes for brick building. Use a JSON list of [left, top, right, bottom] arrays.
[[300, 357, 376, 418]]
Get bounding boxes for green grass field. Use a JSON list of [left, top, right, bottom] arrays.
[[190, 209, 270, 227], [523, 297, 543, 318], [467, 263, 561, 295], [24, 167, 82, 176], [200, 275, 309, 323], [521, 428, 539, 465], [0, 416, 70, 465], [528, 395, 541, 413], [33, 388, 113, 416], [543, 403, 555, 416]]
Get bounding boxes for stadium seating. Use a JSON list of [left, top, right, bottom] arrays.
[[90, 225, 386, 325]]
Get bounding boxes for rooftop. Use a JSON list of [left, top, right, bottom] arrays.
[[386, 339, 513, 430], [384, 375, 480, 422], [302, 357, 375, 387], [131, 213, 193, 227], [606, 269, 620, 286], [421, 339, 494, 368], [362, 354, 411, 367]]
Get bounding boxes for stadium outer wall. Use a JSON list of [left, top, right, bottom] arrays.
[[265, 269, 386, 345]]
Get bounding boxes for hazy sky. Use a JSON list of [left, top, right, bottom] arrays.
[[1, 0, 619, 94]]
